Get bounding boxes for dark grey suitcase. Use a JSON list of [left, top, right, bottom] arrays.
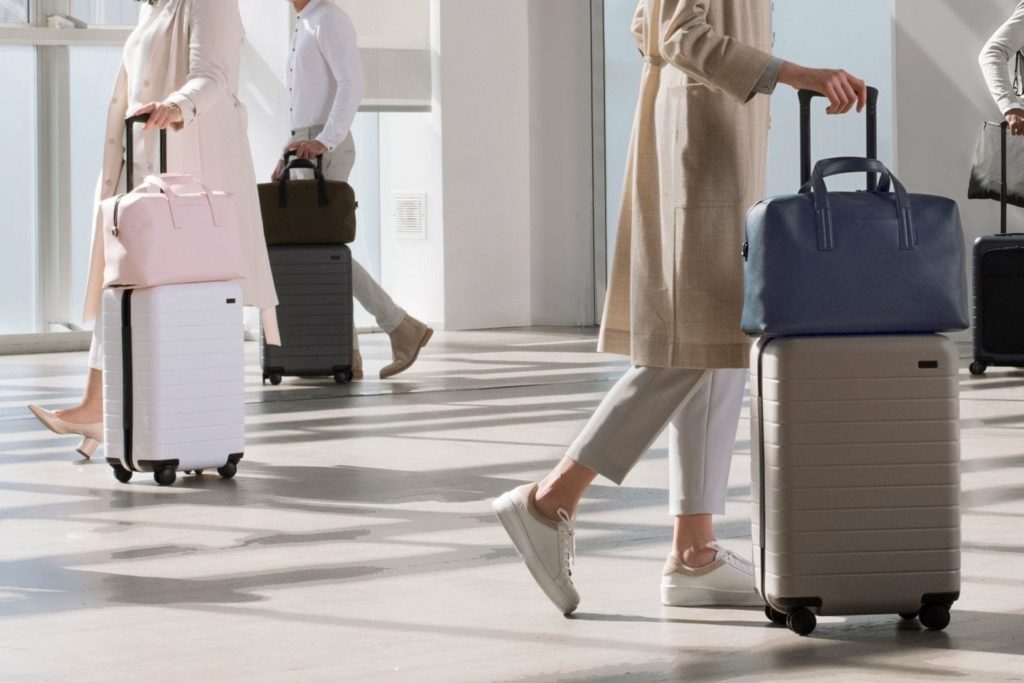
[[261, 245, 355, 385], [970, 122, 1024, 375]]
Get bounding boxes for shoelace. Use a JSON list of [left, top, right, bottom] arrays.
[[708, 541, 753, 576], [556, 508, 576, 579]]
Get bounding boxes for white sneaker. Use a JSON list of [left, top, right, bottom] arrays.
[[661, 542, 763, 607], [492, 483, 580, 615]]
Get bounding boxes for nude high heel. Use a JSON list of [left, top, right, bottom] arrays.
[[27, 405, 103, 459]]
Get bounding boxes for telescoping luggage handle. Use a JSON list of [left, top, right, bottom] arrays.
[[1000, 121, 1009, 235], [279, 151, 327, 208], [124, 113, 168, 192], [799, 86, 879, 191]]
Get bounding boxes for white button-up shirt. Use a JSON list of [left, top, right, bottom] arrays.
[[287, 0, 365, 150]]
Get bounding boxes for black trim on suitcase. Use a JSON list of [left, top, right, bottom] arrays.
[[121, 289, 136, 472], [124, 114, 168, 192]]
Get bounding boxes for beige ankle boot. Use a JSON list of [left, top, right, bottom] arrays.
[[351, 348, 364, 381], [380, 315, 433, 379]]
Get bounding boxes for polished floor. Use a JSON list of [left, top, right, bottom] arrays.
[[1, 328, 1022, 682]]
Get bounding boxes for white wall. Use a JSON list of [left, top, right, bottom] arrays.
[[893, 1, 1017, 342], [767, 0, 895, 196], [437, 0, 533, 330], [527, 0, 597, 327], [893, 1, 1023, 241]]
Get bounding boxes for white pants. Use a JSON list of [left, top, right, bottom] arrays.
[[566, 366, 747, 516], [292, 126, 406, 349]]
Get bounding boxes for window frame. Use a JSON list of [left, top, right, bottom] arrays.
[[0, 0, 132, 353]]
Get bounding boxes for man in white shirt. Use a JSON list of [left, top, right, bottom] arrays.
[[982, 1, 1024, 136], [275, 0, 433, 380]]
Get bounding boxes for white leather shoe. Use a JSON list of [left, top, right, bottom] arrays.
[[661, 542, 763, 607], [27, 405, 103, 459], [493, 483, 580, 615]]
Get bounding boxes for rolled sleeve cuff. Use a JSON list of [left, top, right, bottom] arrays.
[[1000, 97, 1024, 115], [315, 130, 343, 152], [166, 92, 197, 129], [749, 57, 784, 100]]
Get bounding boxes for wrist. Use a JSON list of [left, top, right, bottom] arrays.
[[777, 61, 800, 88]]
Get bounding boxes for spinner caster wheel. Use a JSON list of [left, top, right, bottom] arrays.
[[268, 373, 283, 386], [918, 603, 951, 631], [970, 362, 988, 376], [898, 611, 919, 621], [154, 468, 177, 487], [787, 608, 816, 636], [217, 462, 238, 480], [765, 605, 787, 626], [112, 465, 133, 484]]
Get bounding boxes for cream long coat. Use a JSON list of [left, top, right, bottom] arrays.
[[598, 0, 773, 369], [82, 0, 280, 344]]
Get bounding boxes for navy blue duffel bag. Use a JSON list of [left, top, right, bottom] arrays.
[[742, 157, 969, 337]]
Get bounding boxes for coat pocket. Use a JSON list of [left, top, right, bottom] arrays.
[[666, 85, 742, 209]]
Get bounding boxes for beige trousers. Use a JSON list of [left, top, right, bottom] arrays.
[[567, 366, 747, 516]]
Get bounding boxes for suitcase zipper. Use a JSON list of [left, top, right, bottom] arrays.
[[121, 290, 136, 472]]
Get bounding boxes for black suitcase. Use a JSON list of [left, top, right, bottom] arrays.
[[261, 245, 355, 385], [970, 121, 1024, 376]]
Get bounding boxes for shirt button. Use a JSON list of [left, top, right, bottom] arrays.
[[144, 80, 151, 87]]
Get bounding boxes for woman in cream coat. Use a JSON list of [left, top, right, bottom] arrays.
[[493, 0, 868, 615], [28, 0, 279, 458]]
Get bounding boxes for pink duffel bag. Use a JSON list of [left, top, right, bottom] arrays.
[[102, 173, 245, 289]]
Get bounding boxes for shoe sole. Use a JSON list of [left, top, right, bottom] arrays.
[[661, 583, 764, 608], [492, 492, 579, 615], [379, 328, 434, 380]]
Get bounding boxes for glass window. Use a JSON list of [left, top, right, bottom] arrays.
[[0, 1, 28, 24], [0, 46, 38, 335], [71, 0, 139, 26], [69, 45, 125, 326]]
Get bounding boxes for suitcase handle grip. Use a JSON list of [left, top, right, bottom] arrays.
[[278, 157, 328, 209], [142, 173, 224, 228], [799, 86, 879, 190], [805, 157, 915, 252], [125, 114, 168, 193]]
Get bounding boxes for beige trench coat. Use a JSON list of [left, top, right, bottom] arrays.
[[82, 0, 280, 344], [598, 0, 773, 369]]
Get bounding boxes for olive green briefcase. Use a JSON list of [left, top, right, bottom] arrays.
[[258, 154, 357, 246]]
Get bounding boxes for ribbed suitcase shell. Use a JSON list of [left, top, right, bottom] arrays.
[[102, 282, 245, 473], [750, 335, 961, 616], [972, 235, 1024, 371], [261, 245, 354, 382]]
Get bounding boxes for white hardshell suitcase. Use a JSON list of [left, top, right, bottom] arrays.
[[102, 282, 245, 486], [751, 335, 961, 636]]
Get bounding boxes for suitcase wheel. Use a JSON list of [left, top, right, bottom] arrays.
[[154, 468, 177, 487], [268, 372, 283, 386], [918, 602, 951, 631], [111, 464, 133, 484], [786, 608, 816, 636], [333, 369, 353, 384], [765, 605, 787, 626], [970, 362, 988, 376], [217, 462, 238, 480], [898, 611, 919, 621]]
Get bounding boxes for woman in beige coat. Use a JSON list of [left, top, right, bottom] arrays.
[[28, 0, 279, 458], [494, 0, 868, 615]]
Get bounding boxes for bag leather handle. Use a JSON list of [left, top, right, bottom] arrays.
[[804, 157, 915, 252], [141, 174, 224, 228], [278, 155, 327, 208]]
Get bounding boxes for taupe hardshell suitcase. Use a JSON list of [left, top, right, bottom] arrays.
[[750, 335, 961, 636]]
